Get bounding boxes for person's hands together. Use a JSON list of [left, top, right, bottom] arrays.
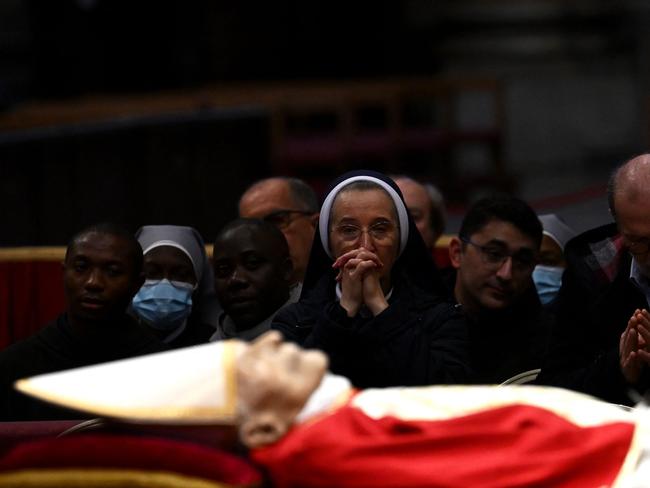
[[620, 309, 650, 384], [333, 248, 385, 317], [360, 258, 389, 316]]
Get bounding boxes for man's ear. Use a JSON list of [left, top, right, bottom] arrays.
[[448, 237, 463, 269], [309, 213, 319, 229], [239, 413, 289, 449]]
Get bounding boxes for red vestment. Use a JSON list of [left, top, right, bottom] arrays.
[[253, 399, 636, 488]]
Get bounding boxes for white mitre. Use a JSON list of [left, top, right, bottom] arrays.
[[15, 341, 244, 424]]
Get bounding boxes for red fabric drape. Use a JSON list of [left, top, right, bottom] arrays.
[[253, 403, 635, 488], [0, 262, 65, 351]]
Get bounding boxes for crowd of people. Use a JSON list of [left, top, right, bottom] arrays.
[[2, 154, 650, 422]]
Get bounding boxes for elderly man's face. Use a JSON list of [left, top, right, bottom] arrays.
[[237, 331, 328, 448], [64, 232, 143, 323], [213, 226, 292, 330], [239, 181, 316, 284], [616, 193, 650, 276], [395, 178, 436, 249], [450, 220, 537, 315]]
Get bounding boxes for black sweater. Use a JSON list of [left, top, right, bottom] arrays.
[[536, 224, 649, 405], [272, 272, 472, 388], [0, 313, 166, 420]]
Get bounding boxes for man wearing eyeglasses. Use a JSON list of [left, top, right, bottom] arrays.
[[536, 155, 650, 405], [239, 177, 319, 286], [447, 195, 550, 384]]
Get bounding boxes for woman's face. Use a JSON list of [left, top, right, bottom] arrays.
[[328, 188, 400, 279], [538, 235, 566, 268], [143, 246, 197, 286]]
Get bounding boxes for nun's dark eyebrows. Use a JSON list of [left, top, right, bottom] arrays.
[[331, 216, 358, 227]]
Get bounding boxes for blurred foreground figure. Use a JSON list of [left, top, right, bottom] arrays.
[[14, 331, 650, 488]]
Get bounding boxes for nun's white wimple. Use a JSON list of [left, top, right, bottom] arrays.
[[142, 240, 196, 271], [319, 175, 409, 259]]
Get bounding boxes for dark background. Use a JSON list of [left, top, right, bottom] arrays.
[[1, 0, 647, 245]]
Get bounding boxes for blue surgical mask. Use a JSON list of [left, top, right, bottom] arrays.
[[132, 279, 194, 331], [532, 265, 564, 305]]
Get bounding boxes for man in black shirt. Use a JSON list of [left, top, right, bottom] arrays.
[[446, 195, 550, 384], [0, 223, 166, 420]]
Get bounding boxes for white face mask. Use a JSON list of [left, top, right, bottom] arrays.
[[532, 265, 564, 305]]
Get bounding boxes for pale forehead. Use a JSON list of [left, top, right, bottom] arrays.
[[239, 180, 294, 216], [615, 196, 650, 237], [615, 156, 650, 204], [395, 179, 429, 207], [331, 188, 397, 221]]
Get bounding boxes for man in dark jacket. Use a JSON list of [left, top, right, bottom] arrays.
[[446, 195, 550, 384], [536, 155, 650, 405], [0, 223, 167, 420]]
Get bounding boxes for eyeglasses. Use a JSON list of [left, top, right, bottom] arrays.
[[460, 236, 537, 272], [262, 209, 315, 230], [331, 221, 397, 242]]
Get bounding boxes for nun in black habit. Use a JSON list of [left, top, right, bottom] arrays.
[[272, 171, 472, 388]]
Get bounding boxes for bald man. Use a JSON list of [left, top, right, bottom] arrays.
[[393, 176, 446, 250], [537, 155, 650, 405], [239, 178, 319, 285]]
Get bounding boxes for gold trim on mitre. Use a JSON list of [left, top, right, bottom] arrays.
[[0, 469, 240, 488], [15, 340, 241, 425]]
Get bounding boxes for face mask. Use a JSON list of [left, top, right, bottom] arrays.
[[132, 279, 194, 331], [532, 265, 564, 305]]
